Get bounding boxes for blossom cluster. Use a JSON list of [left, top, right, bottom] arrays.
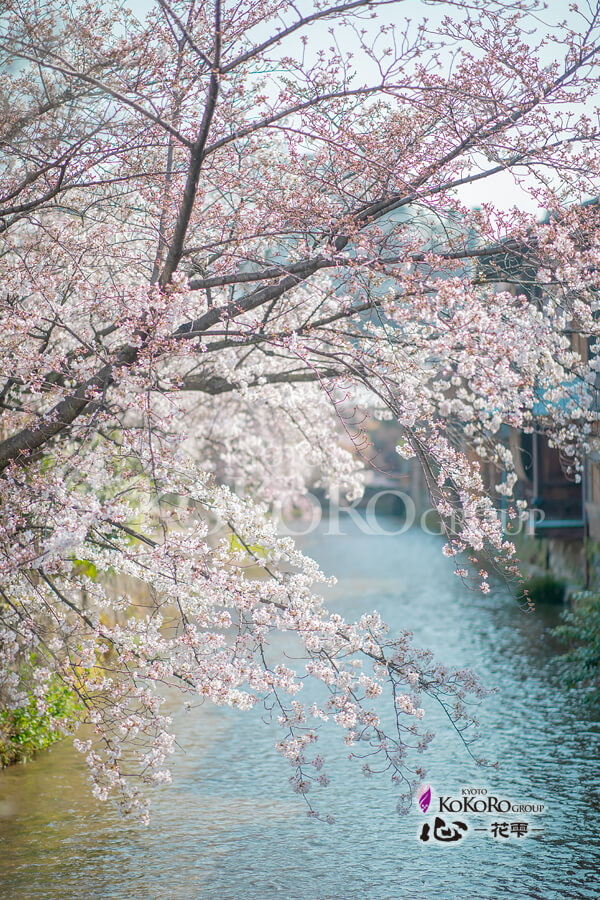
[[1, 0, 600, 819]]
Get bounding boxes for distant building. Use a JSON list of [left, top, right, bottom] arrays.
[[478, 220, 597, 542]]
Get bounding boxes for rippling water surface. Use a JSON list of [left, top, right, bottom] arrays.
[[1, 521, 600, 899]]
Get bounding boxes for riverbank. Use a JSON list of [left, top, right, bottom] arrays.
[[1, 522, 599, 899]]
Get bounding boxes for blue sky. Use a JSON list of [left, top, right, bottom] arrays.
[[123, 0, 598, 214]]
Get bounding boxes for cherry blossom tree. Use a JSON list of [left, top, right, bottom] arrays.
[[2, 0, 600, 820]]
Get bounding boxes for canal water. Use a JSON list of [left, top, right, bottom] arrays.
[[1, 521, 599, 899]]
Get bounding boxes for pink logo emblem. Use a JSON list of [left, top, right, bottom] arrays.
[[418, 786, 431, 813]]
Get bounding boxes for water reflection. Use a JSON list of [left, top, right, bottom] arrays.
[[1, 521, 600, 899]]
